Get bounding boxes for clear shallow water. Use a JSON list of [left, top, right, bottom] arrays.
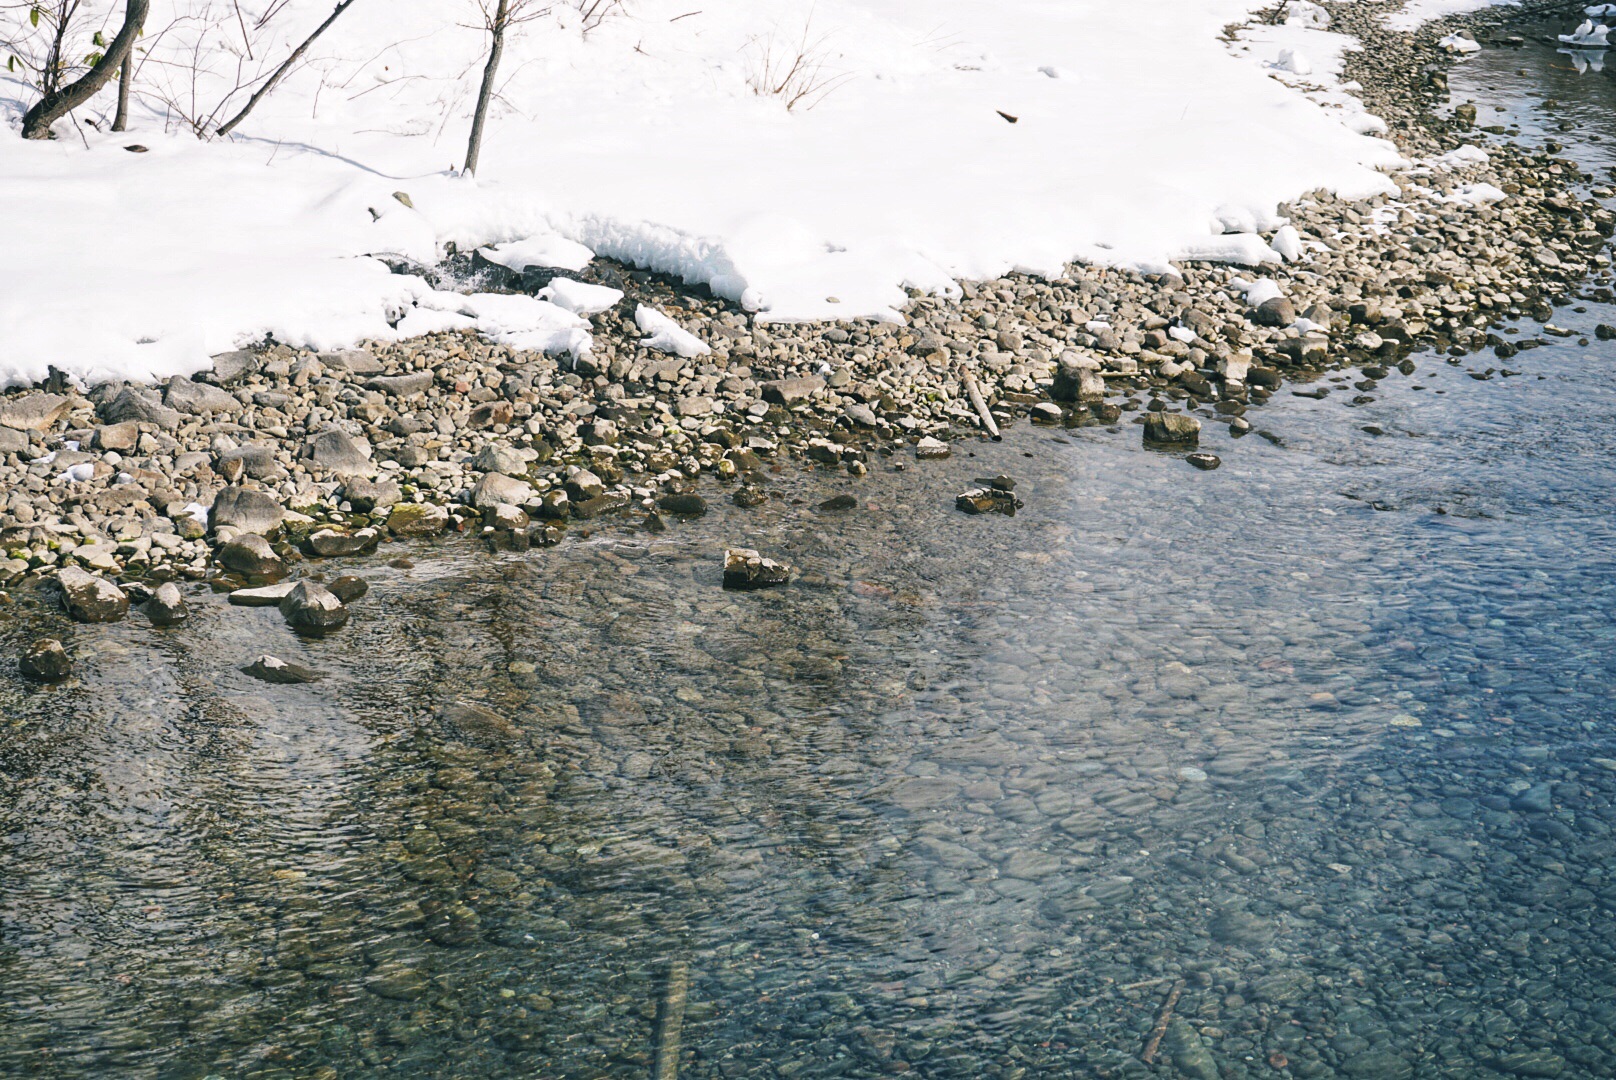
[[3, 55, 1616, 1080]]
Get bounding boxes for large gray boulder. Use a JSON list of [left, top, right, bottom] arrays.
[[212, 487, 286, 535], [100, 386, 182, 430], [471, 472, 535, 510], [280, 581, 349, 634], [307, 429, 375, 477], [58, 566, 129, 623]]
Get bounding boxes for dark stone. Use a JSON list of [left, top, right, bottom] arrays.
[[572, 492, 630, 519], [817, 494, 858, 512], [1187, 452, 1222, 470], [19, 639, 71, 682], [956, 487, 1021, 515], [733, 486, 768, 508], [1143, 413, 1201, 445], [1254, 296, 1297, 328], [723, 548, 792, 590], [657, 493, 707, 516], [329, 576, 369, 604], [243, 655, 325, 685]]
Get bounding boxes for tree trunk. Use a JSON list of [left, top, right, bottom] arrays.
[[112, 53, 133, 132], [21, 0, 149, 140], [216, 0, 365, 138], [463, 0, 510, 178]]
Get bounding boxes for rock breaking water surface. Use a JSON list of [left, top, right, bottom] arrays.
[[5, 46, 1616, 1080]]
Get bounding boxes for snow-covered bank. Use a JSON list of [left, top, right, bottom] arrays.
[[3, 1, 1427, 387]]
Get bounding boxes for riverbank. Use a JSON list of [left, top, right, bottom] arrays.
[[1, 0, 1610, 627]]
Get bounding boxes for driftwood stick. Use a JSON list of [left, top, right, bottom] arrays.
[[653, 960, 691, 1080], [961, 368, 1001, 441], [1141, 978, 1185, 1065]]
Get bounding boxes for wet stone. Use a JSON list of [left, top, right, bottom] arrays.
[[218, 534, 283, 576], [57, 567, 129, 623], [144, 582, 189, 627], [1144, 413, 1201, 446], [243, 655, 325, 685], [328, 576, 368, 604], [955, 487, 1021, 515], [280, 581, 349, 634], [722, 548, 792, 590], [657, 493, 708, 516], [18, 638, 71, 682]]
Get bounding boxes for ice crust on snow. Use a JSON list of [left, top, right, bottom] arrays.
[[2, 0, 1424, 387]]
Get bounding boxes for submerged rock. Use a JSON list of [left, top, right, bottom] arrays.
[[243, 655, 325, 685], [19, 638, 72, 682], [955, 487, 1022, 516], [328, 576, 369, 604], [723, 548, 792, 590]]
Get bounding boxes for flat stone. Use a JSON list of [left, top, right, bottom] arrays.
[[1143, 413, 1201, 445], [388, 502, 450, 537], [318, 349, 383, 375], [344, 477, 402, 513], [366, 372, 435, 396], [572, 492, 630, 519], [100, 386, 181, 430], [243, 655, 326, 685], [228, 581, 298, 606], [165, 377, 243, 416], [761, 375, 826, 407], [307, 429, 375, 477], [329, 576, 369, 603], [438, 701, 520, 745], [306, 527, 378, 558], [0, 426, 28, 454], [205, 349, 263, 384], [657, 493, 707, 516], [915, 436, 951, 460], [0, 393, 74, 432], [145, 582, 189, 627]]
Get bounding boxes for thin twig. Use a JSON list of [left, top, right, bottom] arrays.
[[1140, 979, 1185, 1065], [653, 960, 691, 1080], [962, 367, 1001, 441]]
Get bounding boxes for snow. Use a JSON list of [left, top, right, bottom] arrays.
[[1385, 0, 1520, 33], [2, 0, 1427, 388], [635, 305, 712, 359], [1439, 33, 1484, 54], [538, 278, 627, 316]]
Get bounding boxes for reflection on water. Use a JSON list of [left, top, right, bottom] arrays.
[[3, 39, 1616, 1080], [3, 328, 1614, 1078]]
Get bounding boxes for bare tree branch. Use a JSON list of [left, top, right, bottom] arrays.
[[215, 0, 364, 138], [21, 0, 147, 139]]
